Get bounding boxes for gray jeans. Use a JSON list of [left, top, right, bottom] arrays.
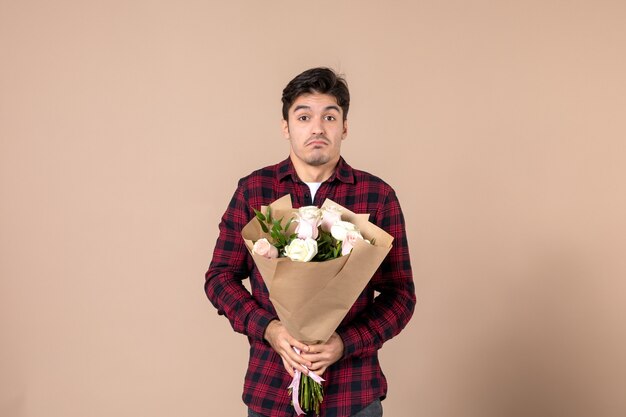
[[247, 399, 382, 417]]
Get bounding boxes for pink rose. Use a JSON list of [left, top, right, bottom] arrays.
[[341, 230, 364, 256], [295, 218, 319, 240], [320, 206, 342, 232], [252, 238, 279, 259], [295, 206, 322, 239]]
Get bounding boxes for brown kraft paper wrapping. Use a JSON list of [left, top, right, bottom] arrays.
[[241, 194, 393, 344]]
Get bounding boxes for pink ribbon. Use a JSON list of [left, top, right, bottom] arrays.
[[288, 347, 325, 416]]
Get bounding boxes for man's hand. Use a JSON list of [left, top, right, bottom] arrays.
[[300, 332, 344, 376], [264, 320, 311, 377]]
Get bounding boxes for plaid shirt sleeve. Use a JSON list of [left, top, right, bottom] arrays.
[[336, 188, 416, 359], [204, 180, 277, 342]]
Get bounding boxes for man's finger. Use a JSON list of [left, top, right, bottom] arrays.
[[308, 363, 322, 372], [281, 355, 308, 377], [305, 343, 324, 354], [281, 357, 294, 377], [289, 354, 311, 373], [285, 356, 309, 375], [300, 352, 324, 363], [278, 346, 309, 373], [288, 337, 310, 354], [282, 343, 312, 368]]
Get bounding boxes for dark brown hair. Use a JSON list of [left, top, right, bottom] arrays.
[[281, 67, 350, 121]]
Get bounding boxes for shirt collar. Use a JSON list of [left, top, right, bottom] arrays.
[[277, 156, 355, 184]]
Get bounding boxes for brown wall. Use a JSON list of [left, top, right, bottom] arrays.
[[1, 1, 625, 416]]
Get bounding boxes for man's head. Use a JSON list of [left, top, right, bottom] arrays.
[[281, 68, 350, 178], [281, 67, 350, 122]]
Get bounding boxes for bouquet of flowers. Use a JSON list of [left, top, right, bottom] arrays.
[[241, 195, 393, 416]]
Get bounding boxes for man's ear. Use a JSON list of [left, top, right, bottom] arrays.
[[281, 119, 290, 139], [342, 119, 348, 140]]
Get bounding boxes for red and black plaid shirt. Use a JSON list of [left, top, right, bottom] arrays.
[[205, 157, 415, 417]]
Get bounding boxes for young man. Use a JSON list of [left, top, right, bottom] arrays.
[[205, 67, 416, 417]]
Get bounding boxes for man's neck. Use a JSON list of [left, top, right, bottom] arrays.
[[290, 156, 339, 183]]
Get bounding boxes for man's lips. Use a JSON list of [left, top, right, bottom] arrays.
[[306, 138, 329, 146]]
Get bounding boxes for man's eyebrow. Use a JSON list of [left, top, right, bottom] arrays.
[[292, 105, 341, 113]]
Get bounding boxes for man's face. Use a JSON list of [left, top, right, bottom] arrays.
[[282, 92, 348, 169]]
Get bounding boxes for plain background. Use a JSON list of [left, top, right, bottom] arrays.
[[1, 1, 625, 416]]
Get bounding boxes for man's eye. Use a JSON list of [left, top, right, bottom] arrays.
[[324, 115, 336, 121], [298, 115, 310, 121]]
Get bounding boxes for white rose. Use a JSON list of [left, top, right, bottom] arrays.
[[284, 238, 318, 262], [298, 206, 323, 221], [330, 220, 361, 241]]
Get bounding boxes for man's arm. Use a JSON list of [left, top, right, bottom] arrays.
[[335, 188, 416, 359], [204, 181, 312, 376], [204, 182, 277, 341]]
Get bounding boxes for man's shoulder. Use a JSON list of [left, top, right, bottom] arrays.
[[236, 159, 286, 187], [350, 165, 395, 192]]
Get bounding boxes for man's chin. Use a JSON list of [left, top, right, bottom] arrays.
[[304, 156, 331, 167]]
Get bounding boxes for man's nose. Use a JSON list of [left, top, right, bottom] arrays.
[[311, 117, 324, 135]]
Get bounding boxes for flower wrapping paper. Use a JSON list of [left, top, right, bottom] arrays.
[[241, 194, 394, 344]]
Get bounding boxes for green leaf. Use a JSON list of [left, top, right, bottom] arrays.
[[266, 206, 272, 224], [253, 208, 266, 222]]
